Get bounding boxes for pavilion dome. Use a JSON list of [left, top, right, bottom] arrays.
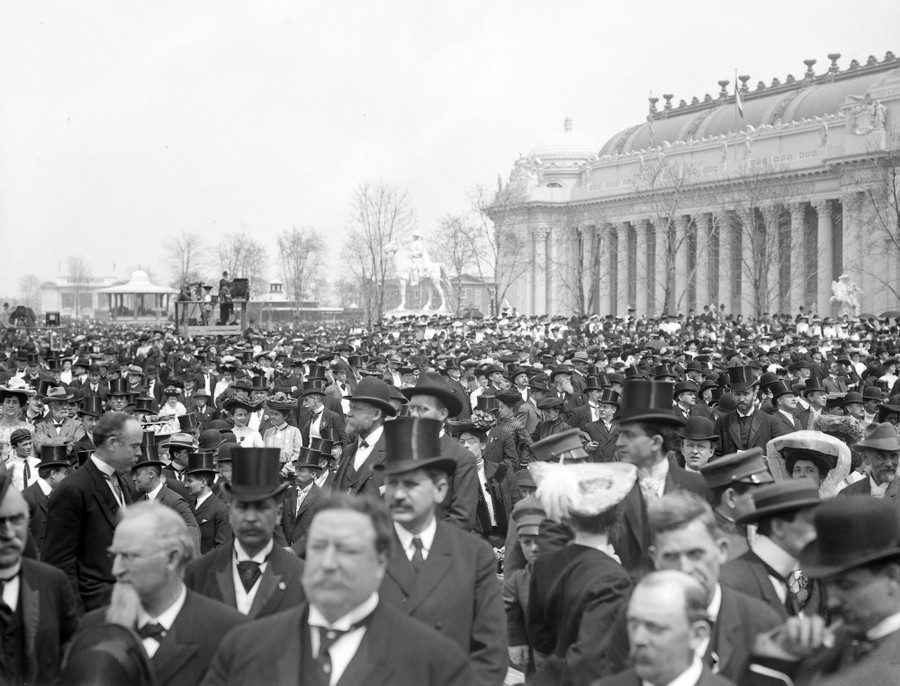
[[130, 270, 151, 283], [529, 117, 600, 161]]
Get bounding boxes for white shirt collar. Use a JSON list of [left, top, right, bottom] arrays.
[[393, 517, 437, 555], [147, 482, 165, 502], [359, 424, 383, 447], [870, 475, 890, 497], [90, 454, 117, 478], [36, 477, 52, 496], [195, 491, 212, 507], [308, 592, 379, 631], [708, 583, 722, 619], [138, 583, 187, 631], [637, 458, 669, 482], [234, 538, 274, 563], [867, 610, 900, 640], [753, 535, 799, 579], [644, 655, 703, 686]]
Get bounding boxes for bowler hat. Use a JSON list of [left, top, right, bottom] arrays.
[[215, 443, 238, 463], [531, 429, 589, 463], [38, 445, 69, 469], [679, 416, 718, 442], [549, 365, 572, 380], [347, 377, 397, 417], [841, 392, 864, 407], [79, 397, 104, 417], [699, 447, 774, 489], [59, 624, 153, 686], [226, 448, 289, 501], [196, 429, 223, 451], [375, 417, 455, 476], [402, 372, 463, 416], [673, 380, 699, 398], [856, 422, 900, 452], [185, 452, 217, 475], [724, 366, 759, 392], [178, 413, 199, 432], [614, 378, 684, 427], [292, 446, 323, 471], [736, 480, 821, 524], [800, 496, 900, 577]]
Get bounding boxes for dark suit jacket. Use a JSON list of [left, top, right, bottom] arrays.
[[13, 558, 80, 685], [183, 542, 306, 619], [76, 379, 109, 401], [150, 484, 201, 539], [593, 664, 735, 686], [770, 409, 801, 433], [714, 410, 787, 456], [608, 585, 781, 685], [282, 483, 322, 557], [483, 426, 519, 472], [331, 431, 387, 496], [81, 588, 248, 686], [42, 458, 133, 612], [527, 544, 632, 686], [71, 432, 95, 456], [22, 481, 49, 556], [612, 460, 708, 577], [437, 432, 478, 531], [568, 404, 594, 429], [297, 406, 347, 446], [380, 520, 507, 686], [199, 601, 474, 686], [193, 492, 232, 555], [790, 626, 900, 686], [583, 421, 618, 463]]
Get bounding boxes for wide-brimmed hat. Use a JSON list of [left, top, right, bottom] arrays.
[[679, 416, 718, 442], [59, 623, 153, 686], [43, 386, 74, 403], [724, 366, 759, 392], [402, 372, 462, 416], [857, 422, 900, 452], [38, 445, 69, 469], [529, 460, 637, 521], [222, 397, 261, 414], [537, 397, 564, 410], [0, 385, 33, 406], [185, 451, 217, 475], [348, 377, 397, 417], [374, 417, 455, 476], [800, 496, 900, 577], [736, 480, 821, 524], [226, 448, 289, 501], [266, 392, 298, 412], [78, 397, 104, 417], [531, 429, 590, 463], [292, 446, 323, 472], [614, 378, 684, 427]]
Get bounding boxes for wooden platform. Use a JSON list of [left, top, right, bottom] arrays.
[[180, 324, 243, 337]]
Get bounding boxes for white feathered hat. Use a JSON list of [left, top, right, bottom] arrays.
[[528, 461, 637, 522]]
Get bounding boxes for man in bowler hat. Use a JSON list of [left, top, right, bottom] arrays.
[[21, 445, 69, 557]]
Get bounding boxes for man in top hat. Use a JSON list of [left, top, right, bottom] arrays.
[[79, 502, 248, 686], [595, 571, 734, 686], [107, 378, 132, 413], [21, 445, 69, 556], [297, 379, 346, 447], [567, 375, 609, 429], [72, 396, 104, 456], [184, 447, 306, 619], [282, 447, 325, 558], [799, 376, 828, 430], [752, 497, 900, 685], [673, 380, 700, 424], [7, 428, 40, 492], [32, 386, 84, 454], [679, 416, 718, 474], [441, 358, 472, 420], [378, 417, 507, 686], [43, 412, 141, 612], [838, 422, 900, 502], [132, 439, 200, 551], [201, 493, 473, 686], [699, 448, 774, 560], [184, 452, 231, 555], [720, 481, 825, 620], [0, 469, 79, 684], [330, 377, 397, 497], [403, 373, 479, 531], [526, 459, 637, 686], [582, 387, 620, 463], [768, 379, 803, 433], [612, 378, 707, 576], [714, 366, 787, 456]]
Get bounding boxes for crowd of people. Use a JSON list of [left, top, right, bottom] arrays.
[[0, 307, 899, 685]]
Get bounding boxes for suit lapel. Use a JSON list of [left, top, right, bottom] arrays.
[[20, 567, 40, 669], [406, 524, 454, 614], [385, 536, 418, 599], [214, 547, 237, 607], [152, 594, 200, 685], [248, 552, 284, 618], [727, 414, 742, 449], [337, 605, 392, 686], [747, 555, 788, 618], [747, 412, 762, 446], [712, 589, 740, 675]]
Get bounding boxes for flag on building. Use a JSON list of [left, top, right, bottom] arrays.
[[735, 77, 744, 119]]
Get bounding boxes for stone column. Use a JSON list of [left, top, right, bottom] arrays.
[[789, 202, 807, 315], [634, 219, 650, 316], [717, 213, 732, 313], [761, 205, 781, 315], [616, 223, 630, 317], [654, 221, 668, 314], [695, 213, 711, 311], [736, 209, 754, 318], [598, 224, 613, 315], [814, 200, 833, 317], [545, 226, 556, 314], [533, 227, 549, 315], [674, 215, 690, 313]]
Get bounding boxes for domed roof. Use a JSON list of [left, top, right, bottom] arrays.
[[529, 117, 600, 161]]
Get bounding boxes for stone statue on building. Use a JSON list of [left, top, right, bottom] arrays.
[[388, 234, 450, 312], [847, 94, 886, 135], [830, 273, 862, 317]]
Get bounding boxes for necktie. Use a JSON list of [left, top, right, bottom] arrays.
[[0, 575, 17, 621], [237, 560, 262, 591], [22, 461, 30, 486], [138, 622, 167, 641], [316, 626, 347, 679], [411, 537, 425, 573], [108, 475, 125, 509]]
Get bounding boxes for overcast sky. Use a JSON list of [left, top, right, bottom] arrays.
[[1, 0, 897, 297]]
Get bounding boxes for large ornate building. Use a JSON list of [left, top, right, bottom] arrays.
[[494, 52, 900, 318]]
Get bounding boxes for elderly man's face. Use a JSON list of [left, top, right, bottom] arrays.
[[864, 449, 900, 486], [110, 513, 176, 603], [0, 489, 29, 569], [346, 402, 380, 438], [47, 401, 68, 422], [303, 508, 387, 623]]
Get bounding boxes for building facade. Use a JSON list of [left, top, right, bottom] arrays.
[[495, 52, 900, 318]]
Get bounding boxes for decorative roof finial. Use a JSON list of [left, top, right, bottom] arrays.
[[803, 59, 817, 79], [827, 53, 841, 73], [663, 94, 673, 111], [738, 75, 750, 93], [718, 80, 730, 99], [564, 117, 573, 132]]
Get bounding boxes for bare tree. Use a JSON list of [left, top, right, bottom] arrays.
[[547, 204, 613, 316], [277, 226, 326, 314], [164, 233, 206, 286], [216, 231, 268, 296], [471, 180, 531, 316], [17, 274, 41, 312], [428, 214, 477, 314], [66, 257, 92, 318], [345, 182, 416, 326]]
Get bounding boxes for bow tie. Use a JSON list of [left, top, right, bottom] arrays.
[[138, 622, 167, 641]]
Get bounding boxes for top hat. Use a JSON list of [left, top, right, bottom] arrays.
[[800, 496, 900, 578], [801, 377, 826, 396], [301, 379, 328, 397], [374, 417, 455, 476], [133, 443, 164, 470], [107, 379, 130, 396], [78, 397, 104, 417], [292, 446, 323, 471], [309, 436, 336, 458], [531, 429, 589, 463], [724, 366, 759, 392], [306, 364, 328, 380], [133, 397, 155, 414], [250, 376, 268, 391], [595, 389, 620, 407], [347, 378, 397, 417], [583, 375, 608, 392], [226, 448, 289, 501], [38, 445, 69, 469], [185, 451, 217, 475], [59, 623, 154, 686], [699, 447, 774, 489], [476, 395, 499, 413], [679, 416, 718, 442], [856, 422, 900, 452], [653, 364, 678, 381], [402, 372, 462, 416], [178, 414, 200, 432], [736, 480, 821, 524], [614, 378, 684, 427]]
